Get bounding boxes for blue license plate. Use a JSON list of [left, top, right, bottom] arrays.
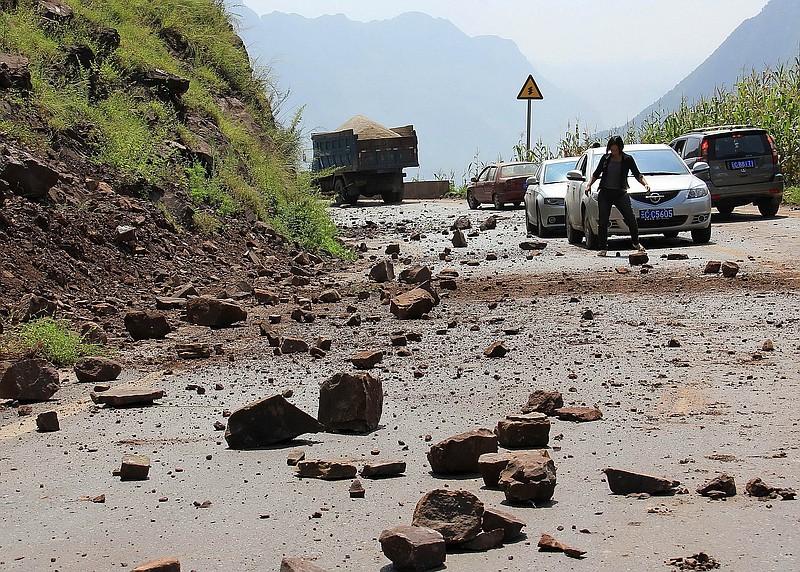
[[639, 208, 673, 221], [729, 159, 756, 169]]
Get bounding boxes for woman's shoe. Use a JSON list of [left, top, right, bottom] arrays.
[[633, 243, 645, 252]]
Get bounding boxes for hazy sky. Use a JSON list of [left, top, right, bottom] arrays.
[[239, 0, 771, 124]]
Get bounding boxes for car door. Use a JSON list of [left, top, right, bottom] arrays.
[[473, 166, 491, 201], [567, 154, 588, 229], [484, 166, 498, 201]]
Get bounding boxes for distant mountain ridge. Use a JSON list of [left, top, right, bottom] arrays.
[[629, 0, 800, 129], [233, 7, 599, 178]]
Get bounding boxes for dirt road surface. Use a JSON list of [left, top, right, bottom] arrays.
[[2, 199, 798, 572]]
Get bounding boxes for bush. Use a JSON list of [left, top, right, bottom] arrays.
[[0, 318, 107, 367]]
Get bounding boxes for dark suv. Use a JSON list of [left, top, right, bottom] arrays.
[[668, 125, 783, 217]]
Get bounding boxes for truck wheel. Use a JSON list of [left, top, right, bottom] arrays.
[[335, 179, 357, 205], [382, 190, 403, 204]]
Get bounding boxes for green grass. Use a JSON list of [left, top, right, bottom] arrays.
[[0, 318, 107, 367], [785, 185, 800, 205], [0, 0, 349, 257]]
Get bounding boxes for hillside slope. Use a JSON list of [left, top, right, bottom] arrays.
[[0, 0, 342, 328]]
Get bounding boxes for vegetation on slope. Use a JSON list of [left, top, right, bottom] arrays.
[[0, 0, 347, 255]]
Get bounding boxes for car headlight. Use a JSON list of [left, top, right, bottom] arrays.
[[687, 185, 709, 199], [543, 197, 565, 205]]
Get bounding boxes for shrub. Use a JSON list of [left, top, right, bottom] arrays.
[[0, 318, 107, 367]]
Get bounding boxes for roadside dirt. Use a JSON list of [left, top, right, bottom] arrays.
[[1, 199, 798, 572]]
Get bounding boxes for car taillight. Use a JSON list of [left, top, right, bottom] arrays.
[[767, 134, 779, 165], [700, 139, 709, 163]]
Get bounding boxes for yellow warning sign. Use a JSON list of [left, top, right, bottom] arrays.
[[517, 75, 543, 100]]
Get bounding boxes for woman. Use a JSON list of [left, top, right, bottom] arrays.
[[584, 136, 650, 256]]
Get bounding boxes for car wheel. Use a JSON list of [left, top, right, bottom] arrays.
[[663, 231, 679, 238], [716, 203, 734, 217], [757, 199, 780, 217], [466, 190, 479, 210], [565, 205, 584, 245], [525, 208, 536, 235], [536, 205, 548, 238], [583, 209, 598, 250], [691, 225, 712, 244], [493, 194, 504, 210]]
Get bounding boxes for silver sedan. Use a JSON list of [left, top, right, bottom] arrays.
[[524, 157, 578, 236]]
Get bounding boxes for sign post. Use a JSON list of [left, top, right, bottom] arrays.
[[517, 74, 544, 157]]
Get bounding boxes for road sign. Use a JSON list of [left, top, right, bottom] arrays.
[[517, 75, 543, 100]]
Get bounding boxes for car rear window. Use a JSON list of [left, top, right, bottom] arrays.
[[499, 163, 537, 178], [711, 133, 768, 160]]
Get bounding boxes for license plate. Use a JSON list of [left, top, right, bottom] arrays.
[[639, 208, 673, 221], [729, 159, 756, 169]]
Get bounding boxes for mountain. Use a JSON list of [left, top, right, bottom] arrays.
[[232, 7, 600, 180], [630, 0, 800, 127]]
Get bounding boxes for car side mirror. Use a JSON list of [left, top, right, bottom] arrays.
[[525, 176, 539, 187], [470, 177, 477, 183], [566, 170, 584, 181], [692, 162, 710, 174]]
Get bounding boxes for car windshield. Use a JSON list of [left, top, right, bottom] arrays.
[[543, 160, 577, 184], [499, 163, 537, 178], [628, 149, 690, 175]]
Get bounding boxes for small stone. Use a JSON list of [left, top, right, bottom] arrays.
[[697, 473, 736, 497], [36, 411, 60, 432], [629, 252, 649, 266], [483, 340, 508, 358], [704, 260, 722, 274], [350, 349, 383, 369], [119, 454, 150, 481], [131, 557, 180, 572], [554, 406, 602, 422], [721, 260, 740, 278], [349, 479, 365, 498]]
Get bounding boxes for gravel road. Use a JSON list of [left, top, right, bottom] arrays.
[[1, 199, 798, 572]]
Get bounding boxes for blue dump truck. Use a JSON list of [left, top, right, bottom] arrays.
[[311, 115, 419, 204]]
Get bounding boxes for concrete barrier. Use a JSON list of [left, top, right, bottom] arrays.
[[403, 181, 449, 199]]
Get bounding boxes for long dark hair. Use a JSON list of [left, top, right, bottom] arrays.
[[606, 135, 625, 153]]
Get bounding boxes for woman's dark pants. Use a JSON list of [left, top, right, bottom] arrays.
[[597, 188, 639, 249]]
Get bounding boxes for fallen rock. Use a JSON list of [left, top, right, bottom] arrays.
[[224, 394, 324, 449], [704, 260, 722, 274], [629, 251, 649, 265], [349, 349, 384, 369], [697, 473, 736, 497], [602, 467, 680, 495], [281, 337, 309, 354], [1, 154, 58, 199], [427, 429, 498, 474], [483, 340, 509, 358], [287, 450, 305, 466], [519, 240, 547, 250], [90, 387, 164, 407], [0, 53, 32, 90], [479, 215, 498, 231], [361, 460, 406, 478], [73, 357, 122, 382], [385, 243, 401, 255], [554, 406, 603, 422], [36, 411, 59, 432], [131, 557, 180, 572], [666, 552, 720, 571], [412, 489, 484, 545], [721, 260, 739, 278], [399, 265, 432, 284], [379, 525, 446, 571], [296, 459, 357, 480], [0, 359, 60, 401], [522, 390, 564, 415], [124, 311, 171, 340], [349, 478, 365, 498], [495, 412, 550, 448], [254, 289, 280, 305], [538, 533, 586, 559], [186, 297, 247, 327], [318, 371, 382, 433], [318, 289, 341, 303], [451, 215, 472, 230], [175, 343, 212, 359], [80, 322, 108, 344], [16, 293, 57, 321], [370, 260, 395, 283], [745, 477, 796, 500], [498, 454, 557, 503], [451, 229, 467, 248], [390, 287, 437, 320], [280, 557, 331, 572], [119, 454, 150, 481], [461, 528, 504, 551], [667, 253, 689, 260], [482, 507, 527, 541]]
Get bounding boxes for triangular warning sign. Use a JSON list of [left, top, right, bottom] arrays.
[[517, 75, 543, 100]]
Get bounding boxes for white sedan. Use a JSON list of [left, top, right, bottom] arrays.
[[564, 144, 712, 248], [523, 157, 578, 236]]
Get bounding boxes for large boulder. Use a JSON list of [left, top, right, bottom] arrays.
[[186, 297, 247, 327], [124, 311, 171, 340], [399, 265, 432, 284], [318, 371, 382, 433], [379, 526, 446, 571], [390, 285, 437, 320], [73, 356, 121, 383], [478, 450, 551, 488], [412, 489, 484, 545], [16, 293, 57, 322], [0, 359, 60, 401], [494, 412, 550, 448], [224, 394, 324, 449], [498, 455, 557, 503], [427, 429, 498, 474]]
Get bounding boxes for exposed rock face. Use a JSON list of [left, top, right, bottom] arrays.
[[379, 526, 446, 571], [602, 467, 680, 495], [16, 293, 57, 322], [522, 390, 564, 415], [697, 473, 737, 497], [0, 359, 60, 401], [498, 454, 557, 503], [0, 152, 59, 199], [224, 394, 324, 449], [124, 311, 171, 340], [186, 296, 247, 327], [495, 413, 550, 448], [296, 459, 357, 480], [427, 429, 498, 474], [73, 357, 122, 382], [318, 371, 383, 433], [412, 489, 484, 545]]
